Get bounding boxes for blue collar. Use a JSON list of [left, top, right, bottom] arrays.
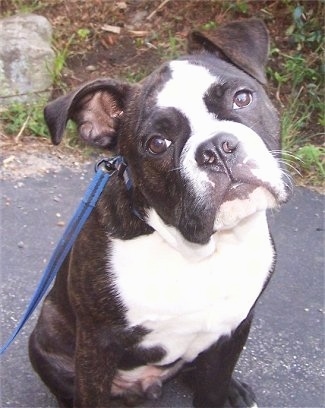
[[96, 156, 134, 191]]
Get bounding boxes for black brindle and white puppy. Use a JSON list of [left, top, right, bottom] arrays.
[[29, 19, 289, 408]]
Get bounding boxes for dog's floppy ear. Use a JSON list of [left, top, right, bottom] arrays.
[[188, 19, 269, 84], [44, 79, 133, 149]]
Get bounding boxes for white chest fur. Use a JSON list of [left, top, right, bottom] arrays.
[[110, 211, 274, 365]]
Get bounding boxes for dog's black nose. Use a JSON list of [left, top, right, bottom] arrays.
[[195, 133, 239, 168]]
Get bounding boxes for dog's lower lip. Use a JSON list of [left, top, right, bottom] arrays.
[[227, 182, 284, 205]]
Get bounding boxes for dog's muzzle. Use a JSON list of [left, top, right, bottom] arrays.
[[195, 132, 239, 176]]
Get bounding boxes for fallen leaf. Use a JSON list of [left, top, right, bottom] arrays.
[[128, 30, 149, 37], [101, 24, 121, 34]]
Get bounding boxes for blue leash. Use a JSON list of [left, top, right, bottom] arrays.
[[0, 157, 124, 355]]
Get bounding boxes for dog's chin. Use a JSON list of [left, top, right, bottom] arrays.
[[146, 208, 216, 262], [214, 185, 278, 231]]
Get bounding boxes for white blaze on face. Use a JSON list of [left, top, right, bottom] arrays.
[[157, 60, 219, 137], [157, 61, 220, 192]]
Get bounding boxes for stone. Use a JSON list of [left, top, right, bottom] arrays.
[[0, 14, 55, 106]]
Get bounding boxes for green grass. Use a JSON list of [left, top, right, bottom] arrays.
[[8, 0, 42, 14], [1, 99, 79, 147], [50, 34, 75, 87], [268, 2, 324, 187], [157, 31, 185, 61], [296, 144, 325, 181], [2, 100, 49, 139], [121, 67, 150, 84]]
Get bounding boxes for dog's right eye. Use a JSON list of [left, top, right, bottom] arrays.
[[232, 90, 253, 110], [147, 136, 172, 155]]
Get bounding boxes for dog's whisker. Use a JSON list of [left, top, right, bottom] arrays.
[[283, 172, 295, 194], [272, 150, 303, 164], [278, 158, 302, 177], [168, 166, 182, 173], [278, 166, 295, 194]]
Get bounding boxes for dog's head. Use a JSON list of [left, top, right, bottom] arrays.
[[45, 19, 289, 256]]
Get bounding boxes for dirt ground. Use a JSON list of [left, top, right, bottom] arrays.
[[23, 0, 300, 92]]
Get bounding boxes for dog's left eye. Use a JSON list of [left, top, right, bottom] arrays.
[[147, 136, 172, 155], [233, 90, 253, 110]]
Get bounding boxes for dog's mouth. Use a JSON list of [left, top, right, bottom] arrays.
[[225, 178, 288, 205], [145, 174, 286, 259], [212, 178, 287, 232]]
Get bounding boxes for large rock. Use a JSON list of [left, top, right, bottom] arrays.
[[0, 14, 55, 106]]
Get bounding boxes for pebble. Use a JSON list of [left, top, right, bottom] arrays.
[[17, 241, 25, 248]]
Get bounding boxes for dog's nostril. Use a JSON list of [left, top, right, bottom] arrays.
[[202, 150, 217, 165], [222, 140, 237, 154], [196, 134, 238, 167]]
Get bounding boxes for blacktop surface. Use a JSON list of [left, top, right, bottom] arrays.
[[1, 161, 324, 408]]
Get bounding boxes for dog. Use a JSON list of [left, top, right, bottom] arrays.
[[29, 18, 289, 408]]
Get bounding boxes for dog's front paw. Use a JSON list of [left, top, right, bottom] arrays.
[[225, 379, 258, 408]]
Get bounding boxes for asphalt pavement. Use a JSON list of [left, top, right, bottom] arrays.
[[1, 162, 324, 408]]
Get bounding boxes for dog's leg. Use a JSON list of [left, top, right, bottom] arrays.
[[192, 312, 256, 408], [226, 378, 257, 408], [73, 327, 119, 408], [29, 317, 74, 407]]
